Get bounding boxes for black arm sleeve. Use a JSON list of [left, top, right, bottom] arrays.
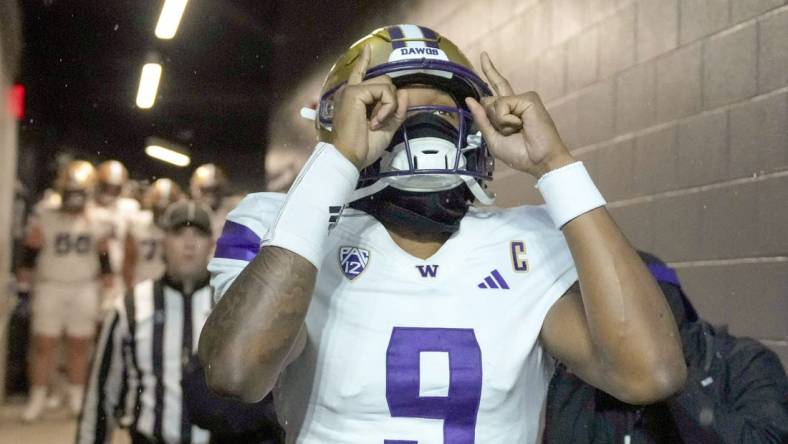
[[668, 337, 788, 444], [19, 245, 39, 268], [99, 251, 112, 275]]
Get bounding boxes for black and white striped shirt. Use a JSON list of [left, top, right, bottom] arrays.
[[77, 276, 213, 444]]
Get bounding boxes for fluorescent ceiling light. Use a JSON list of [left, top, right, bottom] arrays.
[[155, 0, 189, 39], [145, 145, 191, 167], [136, 63, 162, 109]]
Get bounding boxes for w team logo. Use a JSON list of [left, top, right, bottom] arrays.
[[339, 246, 370, 280]]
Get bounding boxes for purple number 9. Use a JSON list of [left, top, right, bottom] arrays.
[[385, 327, 482, 444]]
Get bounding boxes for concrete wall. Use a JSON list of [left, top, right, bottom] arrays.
[[0, 0, 23, 401], [267, 0, 788, 365]]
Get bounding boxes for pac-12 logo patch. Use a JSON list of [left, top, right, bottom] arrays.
[[339, 246, 370, 280]]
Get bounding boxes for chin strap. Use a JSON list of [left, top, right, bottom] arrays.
[[375, 199, 461, 235], [463, 177, 495, 205], [350, 178, 392, 202]]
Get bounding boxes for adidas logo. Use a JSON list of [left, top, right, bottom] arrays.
[[328, 205, 344, 230], [477, 269, 510, 289]]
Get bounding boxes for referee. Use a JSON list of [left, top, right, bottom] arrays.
[[76, 201, 215, 444]]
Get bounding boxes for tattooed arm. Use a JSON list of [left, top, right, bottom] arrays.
[[199, 246, 314, 402], [199, 48, 401, 402]]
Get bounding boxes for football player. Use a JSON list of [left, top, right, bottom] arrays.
[[93, 160, 140, 313], [190, 163, 227, 212], [199, 25, 687, 443], [190, 163, 242, 240], [18, 160, 113, 420], [123, 178, 183, 288]]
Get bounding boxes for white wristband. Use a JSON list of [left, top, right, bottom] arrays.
[[536, 161, 606, 229], [261, 142, 359, 267]]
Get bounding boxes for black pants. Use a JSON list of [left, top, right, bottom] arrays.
[[131, 430, 284, 444], [130, 432, 162, 444]]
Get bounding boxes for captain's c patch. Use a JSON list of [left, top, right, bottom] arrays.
[[511, 241, 529, 273]]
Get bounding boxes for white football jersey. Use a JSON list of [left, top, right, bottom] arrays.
[[93, 197, 141, 273], [209, 193, 578, 444], [34, 207, 113, 284], [127, 210, 165, 285]]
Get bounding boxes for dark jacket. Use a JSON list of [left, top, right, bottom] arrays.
[[543, 254, 788, 444], [544, 321, 788, 443], [182, 357, 284, 444]]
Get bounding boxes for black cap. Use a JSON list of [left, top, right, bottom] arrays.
[[161, 200, 213, 235]]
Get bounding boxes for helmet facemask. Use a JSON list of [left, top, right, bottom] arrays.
[[347, 101, 491, 236], [96, 182, 122, 206], [61, 188, 88, 212], [350, 105, 494, 205]]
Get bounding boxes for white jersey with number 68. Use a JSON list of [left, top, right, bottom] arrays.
[[209, 193, 578, 444], [32, 207, 113, 284]]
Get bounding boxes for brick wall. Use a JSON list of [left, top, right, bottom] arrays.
[[268, 0, 788, 366]]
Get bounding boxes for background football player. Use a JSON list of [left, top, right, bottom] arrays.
[[190, 163, 242, 240], [92, 160, 140, 313], [17, 160, 113, 421], [199, 25, 687, 443], [123, 178, 183, 288], [190, 163, 227, 211]]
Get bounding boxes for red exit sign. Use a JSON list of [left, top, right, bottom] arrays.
[[7, 84, 25, 120]]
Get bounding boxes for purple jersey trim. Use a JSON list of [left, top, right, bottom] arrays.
[[214, 220, 261, 262], [647, 263, 681, 287]]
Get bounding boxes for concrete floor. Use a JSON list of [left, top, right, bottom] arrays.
[[0, 396, 129, 444]]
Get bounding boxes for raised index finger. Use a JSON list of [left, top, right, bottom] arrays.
[[481, 51, 514, 96], [347, 44, 371, 85]]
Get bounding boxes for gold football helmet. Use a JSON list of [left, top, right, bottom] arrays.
[[55, 160, 96, 211], [316, 24, 491, 141], [96, 160, 129, 204], [143, 178, 183, 218], [315, 25, 495, 205], [97, 160, 129, 186], [190, 163, 227, 209]]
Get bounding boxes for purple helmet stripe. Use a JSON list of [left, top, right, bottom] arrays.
[[418, 26, 439, 48], [214, 220, 261, 262], [388, 26, 406, 49]]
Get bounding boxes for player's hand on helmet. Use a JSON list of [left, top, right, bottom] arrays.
[[466, 52, 575, 178], [331, 44, 409, 170]]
